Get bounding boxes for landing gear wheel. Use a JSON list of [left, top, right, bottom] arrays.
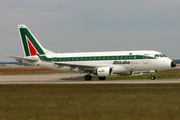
[[99, 77, 106, 80], [151, 76, 155, 80], [84, 75, 92, 81]]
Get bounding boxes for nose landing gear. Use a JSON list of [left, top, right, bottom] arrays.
[[151, 73, 156, 80]]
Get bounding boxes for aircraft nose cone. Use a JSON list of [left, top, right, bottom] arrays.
[[171, 61, 176, 68]]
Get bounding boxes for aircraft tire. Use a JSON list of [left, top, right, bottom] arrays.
[[84, 75, 92, 81], [99, 77, 106, 80], [151, 76, 155, 80]]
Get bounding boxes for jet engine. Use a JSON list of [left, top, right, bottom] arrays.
[[96, 67, 113, 76]]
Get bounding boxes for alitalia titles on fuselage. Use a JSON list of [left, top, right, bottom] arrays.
[[113, 61, 139, 65], [113, 61, 130, 65]]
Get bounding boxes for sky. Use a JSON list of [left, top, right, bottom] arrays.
[[1, 0, 180, 62]]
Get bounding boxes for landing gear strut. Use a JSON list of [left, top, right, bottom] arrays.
[[150, 73, 156, 80], [84, 75, 92, 81]]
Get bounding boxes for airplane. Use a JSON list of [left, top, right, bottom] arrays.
[[8, 24, 176, 81]]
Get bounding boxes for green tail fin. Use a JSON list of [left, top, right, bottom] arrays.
[[18, 24, 45, 57]]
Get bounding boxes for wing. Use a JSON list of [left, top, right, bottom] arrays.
[[54, 62, 111, 72], [54, 62, 96, 67], [54, 62, 112, 68]]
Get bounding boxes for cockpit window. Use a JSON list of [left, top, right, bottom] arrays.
[[159, 54, 166, 57], [155, 54, 159, 58]]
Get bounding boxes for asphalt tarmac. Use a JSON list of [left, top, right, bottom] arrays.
[[0, 73, 180, 84]]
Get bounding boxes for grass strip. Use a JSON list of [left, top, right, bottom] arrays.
[[0, 84, 180, 120]]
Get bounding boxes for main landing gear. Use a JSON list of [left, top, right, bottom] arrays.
[[99, 77, 106, 80], [84, 75, 106, 81], [84, 75, 92, 81], [151, 73, 156, 80]]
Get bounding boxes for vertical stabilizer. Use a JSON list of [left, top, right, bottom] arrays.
[[18, 24, 55, 57]]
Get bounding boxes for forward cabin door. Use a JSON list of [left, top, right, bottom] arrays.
[[143, 54, 149, 64]]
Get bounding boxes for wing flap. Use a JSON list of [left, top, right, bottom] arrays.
[[54, 62, 96, 68]]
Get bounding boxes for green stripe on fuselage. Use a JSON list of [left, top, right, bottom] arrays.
[[20, 28, 45, 55], [40, 55, 156, 62]]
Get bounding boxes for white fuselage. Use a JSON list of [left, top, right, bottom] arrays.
[[23, 50, 173, 75]]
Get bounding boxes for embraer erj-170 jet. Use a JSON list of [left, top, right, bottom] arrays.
[[9, 24, 176, 81]]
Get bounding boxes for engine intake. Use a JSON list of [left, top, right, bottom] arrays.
[[96, 67, 113, 77]]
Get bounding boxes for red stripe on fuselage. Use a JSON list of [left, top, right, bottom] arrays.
[[27, 39, 37, 56]]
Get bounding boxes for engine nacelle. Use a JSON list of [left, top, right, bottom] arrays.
[[117, 71, 133, 76], [96, 67, 113, 77]]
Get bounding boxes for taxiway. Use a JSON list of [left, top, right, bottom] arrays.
[[0, 73, 180, 84]]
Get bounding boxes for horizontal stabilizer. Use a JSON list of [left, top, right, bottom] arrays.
[[7, 56, 38, 62]]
